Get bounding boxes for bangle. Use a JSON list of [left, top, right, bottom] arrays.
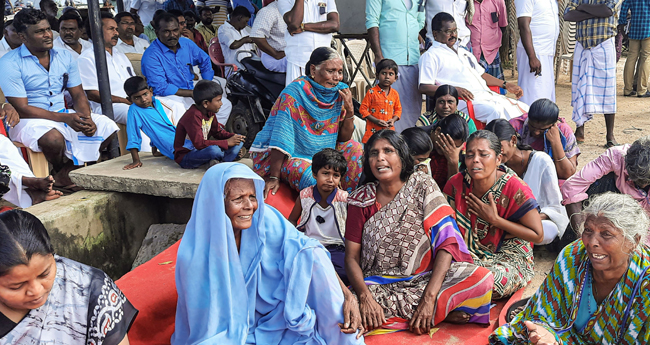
[[502, 80, 507, 89], [300, 22, 305, 31], [268, 176, 280, 180], [1, 103, 6, 109], [344, 116, 355, 121], [554, 155, 567, 162]]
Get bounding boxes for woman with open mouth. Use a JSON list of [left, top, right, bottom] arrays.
[[443, 130, 544, 299], [491, 193, 650, 344]]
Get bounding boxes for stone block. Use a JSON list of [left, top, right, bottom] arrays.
[[132, 223, 186, 269]]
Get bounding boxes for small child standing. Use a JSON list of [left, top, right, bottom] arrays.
[[402, 127, 434, 177], [123, 76, 179, 170], [174, 80, 245, 169], [288, 148, 350, 284], [359, 59, 402, 144]]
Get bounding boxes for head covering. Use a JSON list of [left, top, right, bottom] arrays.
[[172, 163, 356, 344]]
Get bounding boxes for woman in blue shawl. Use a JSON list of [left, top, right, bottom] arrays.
[[249, 47, 363, 196], [172, 163, 364, 344]]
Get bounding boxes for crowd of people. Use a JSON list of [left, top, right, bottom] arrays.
[[1, 0, 650, 344]]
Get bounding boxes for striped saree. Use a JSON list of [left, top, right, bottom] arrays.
[[490, 240, 650, 344], [346, 172, 494, 330]]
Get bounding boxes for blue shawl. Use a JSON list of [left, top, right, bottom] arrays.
[[249, 76, 349, 161], [171, 163, 363, 345]]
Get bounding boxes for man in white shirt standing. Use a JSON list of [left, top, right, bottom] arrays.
[[0, 20, 22, 58], [250, 0, 287, 73], [78, 12, 136, 126], [419, 12, 528, 124], [426, 0, 471, 49], [130, 0, 165, 32], [516, 0, 559, 105], [116, 12, 151, 53], [278, 0, 339, 84], [218, 6, 255, 70], [53, 10, 93, 60]]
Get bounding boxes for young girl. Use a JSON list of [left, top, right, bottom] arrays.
[[359, 59, 402, 144]]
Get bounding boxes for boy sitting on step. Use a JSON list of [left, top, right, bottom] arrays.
[[123, 76, 178, 170], [288, 148, 349, 284], [174, 80, 245, 169]]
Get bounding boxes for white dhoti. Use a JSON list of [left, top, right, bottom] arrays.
[[0, 135, 34, 208], [8, 111, 119, 165], [457, 90, 529, 125], [261, 52, 287, 73], [158, 97, 190, 126], [517, 50, 556, 105], [571, 37, 617, 127], [157, 93, 233, 126], [392, 65, 422, 133], [286, 61, 307, 85]]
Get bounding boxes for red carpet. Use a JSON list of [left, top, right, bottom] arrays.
[[117, 183, 524, 344]]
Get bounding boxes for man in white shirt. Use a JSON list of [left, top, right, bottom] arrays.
[[53, 10, 93, 60], [250, 0, 287, 73], [516, 0, 559, 105], [218, 6, 255, 70], [419, 12, 528, 124], [278, 0, 339, 84], [0, 20, 22, 58], [116, 12, 151, 54], [425, 0, 471, 49], [130, 0, 165, 31], [78, 12, 136, 125]]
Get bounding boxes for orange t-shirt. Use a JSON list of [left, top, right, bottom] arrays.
[[359, 85, 402, 143]]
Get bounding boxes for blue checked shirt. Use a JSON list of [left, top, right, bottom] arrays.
[[618, 0, 650, 40], [564, 0, 617, 49], [163, 0, 198, 15]]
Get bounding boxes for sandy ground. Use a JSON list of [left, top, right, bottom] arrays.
[[513, 56, 650, 298]]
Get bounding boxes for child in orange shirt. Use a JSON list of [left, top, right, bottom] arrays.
[[359, 59, 402, 144]]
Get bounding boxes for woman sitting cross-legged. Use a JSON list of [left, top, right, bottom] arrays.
[[491, 193, 650, 344], [416, 84, 478, 135], [443, 130, 544, 299], [0, 210, 138, 344], [486, 119, 569, 246], [249, 47, 363, 196], [344, 130, 494, 335], [172, 163, 364, 344]]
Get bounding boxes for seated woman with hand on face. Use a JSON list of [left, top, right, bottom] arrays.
[[0, 210, 137, 345], [345, 130, 494, 335], [443, 130, 544, 299], [417, 84, 478, 135], [491, 193, 650, 344], [172, 163, 364, 345]]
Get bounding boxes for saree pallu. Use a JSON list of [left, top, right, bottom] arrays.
[[348, 172, 494, 326], [416, 110, 478, 135], [444, 166, 539, 299], [249, 76, 362, 192], [490, 241, 650, 344]]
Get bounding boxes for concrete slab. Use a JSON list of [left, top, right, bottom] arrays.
[[69, 154, 253, 199], [132, 223, 186, 269]]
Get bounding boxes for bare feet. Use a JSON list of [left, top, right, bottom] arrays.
[[574, 126, 585, 143], [444, 311, 471, 324], [26, 188, 63, 205], [22, 176, 55, 192], [52, 161, 76, 188]]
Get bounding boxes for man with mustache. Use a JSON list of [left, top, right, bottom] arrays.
[[196, 6, 219, 42], [78, 12, 137, 128], [418, 12, 528, 125], [0, 20, 23, 58], [0, 9, 118, 192], [53, 10, 92, 60], [141, 12, 232, 123], [116, 12, 150, 54]]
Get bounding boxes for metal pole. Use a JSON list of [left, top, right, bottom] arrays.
[[116, 0, 124, 13], [88, 0, 120, 157]]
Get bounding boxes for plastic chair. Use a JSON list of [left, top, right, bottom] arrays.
[[208, 36, 238, 78], [2, 120, 50, 178]]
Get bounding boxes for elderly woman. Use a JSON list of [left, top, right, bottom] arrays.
[[562, 135, 650, 232], [491, 193, 650, 344], [486, 119, 569, 245], [172, 163, 364, 344], [417, 84, 478, 134], [345, 130, 494, 335], [250, 47, 363, 196], [0, 210, 137, 344], [443, 130, 544, 299]]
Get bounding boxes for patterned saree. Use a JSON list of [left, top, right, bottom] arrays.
[[490, 241, 650, 344], [347, 172, 494, 329], [444, 166, 539, 299]]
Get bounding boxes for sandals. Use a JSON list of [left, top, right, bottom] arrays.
[[604, 140, 619, 149], [53, 184, 84, 194]]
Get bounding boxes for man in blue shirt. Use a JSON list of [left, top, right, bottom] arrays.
[[619, 0, 650, 97], [141, 11, 232, 123], [0, 9, 119, 190]]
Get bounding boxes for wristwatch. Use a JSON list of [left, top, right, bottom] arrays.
[[502, 80, 507, 89], [300, 22, 305, 31]]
